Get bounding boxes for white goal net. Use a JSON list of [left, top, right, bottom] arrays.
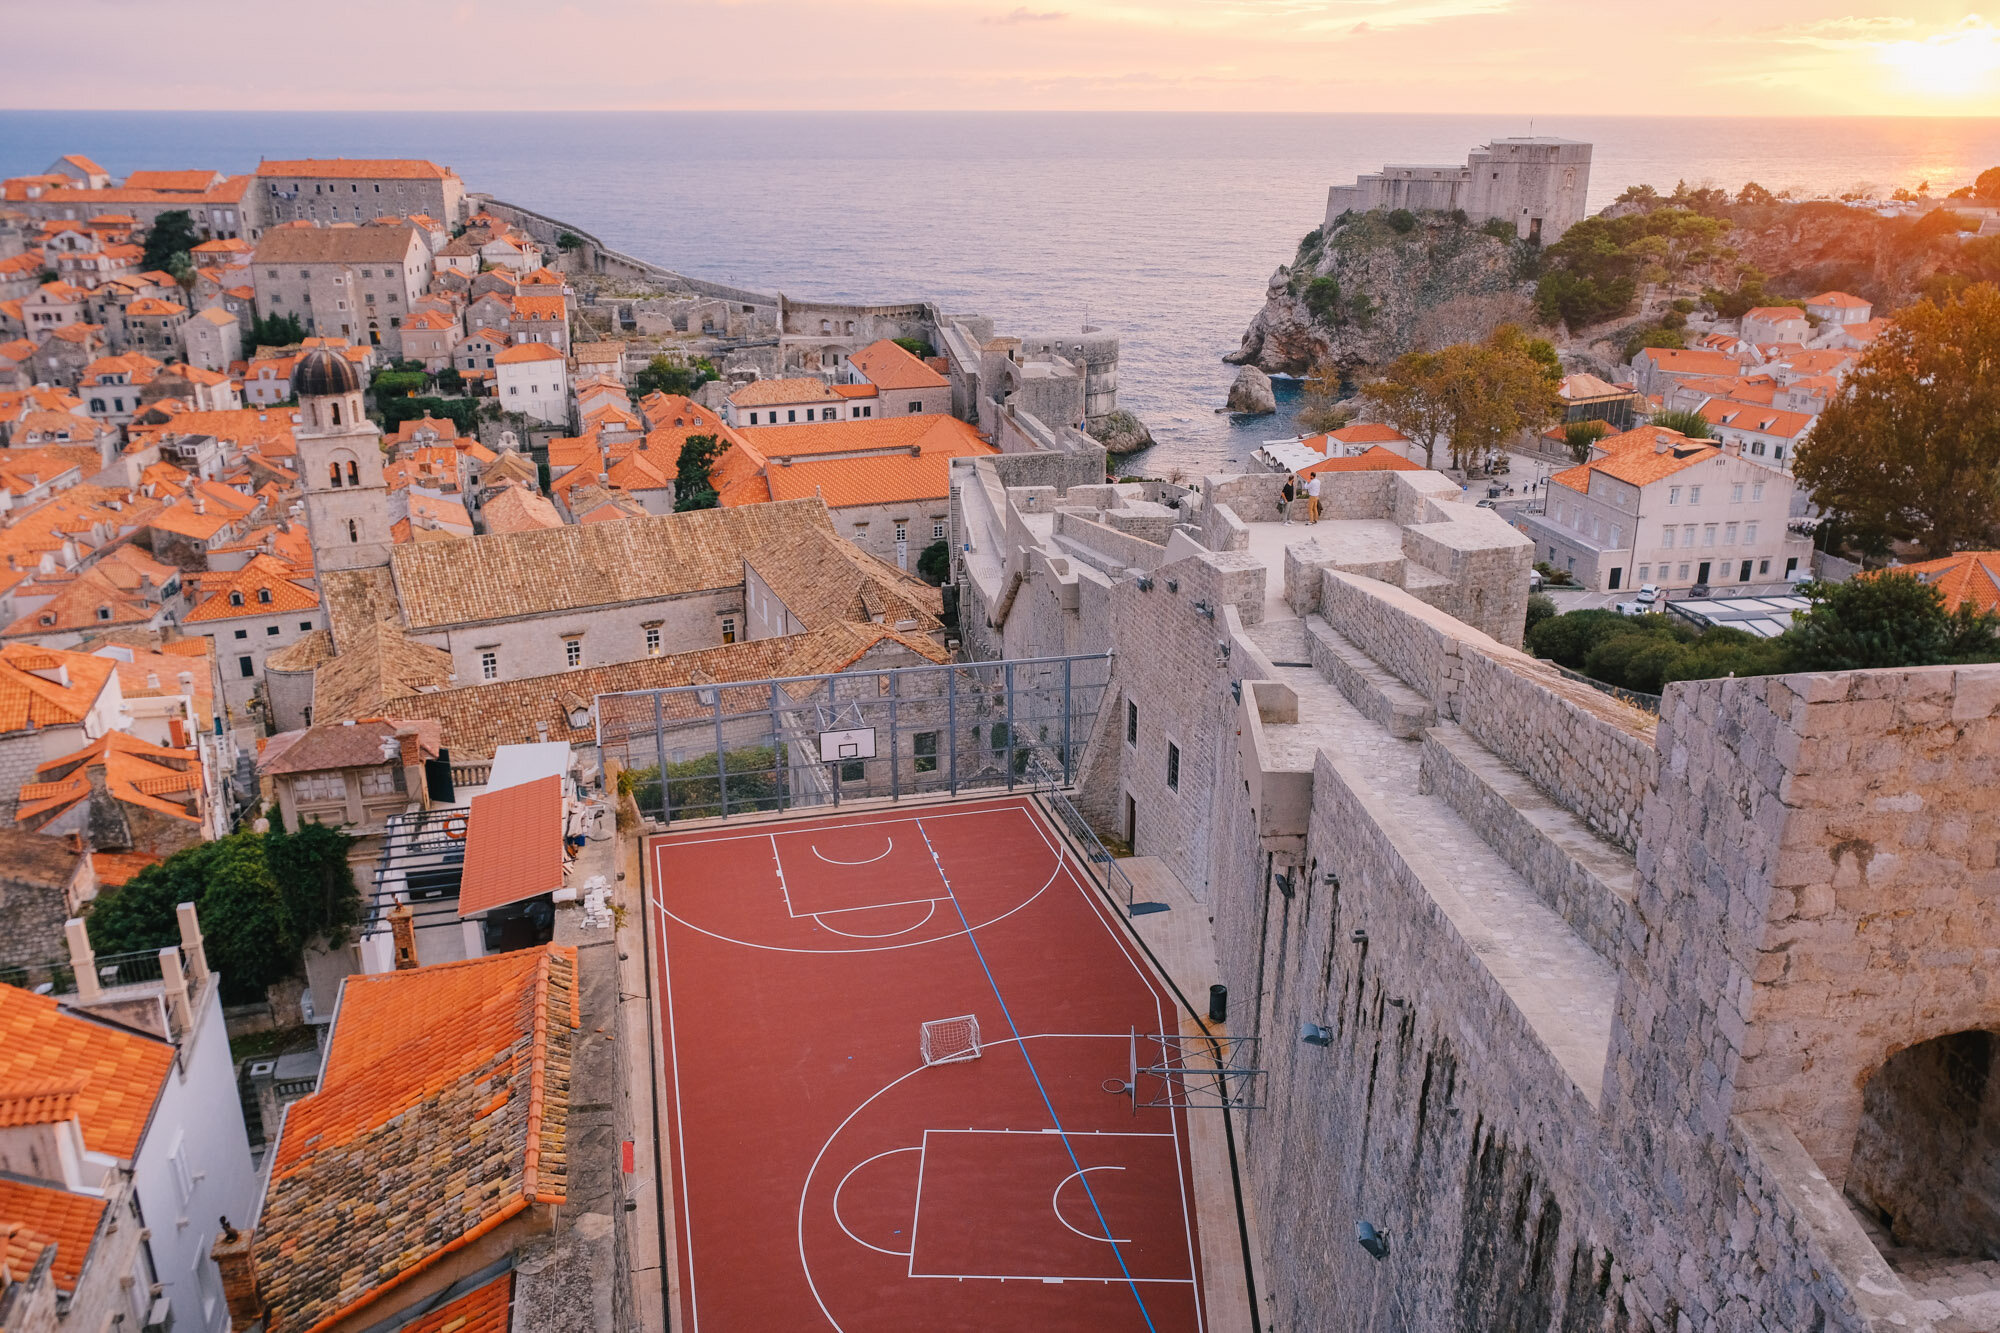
[[920, 1015, 982, 1066]]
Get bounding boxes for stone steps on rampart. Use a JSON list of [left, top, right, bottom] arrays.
[[1303, 615, 1436, 738], [1417, 723, 1638, 965], [1258, 654, 1618, 1106]]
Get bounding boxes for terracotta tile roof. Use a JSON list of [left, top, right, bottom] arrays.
[[1298, 445, 1423, 477], [1842, 317, 1891, 343], [830, 383, 878, 399], [1636, 348, 1745, 377], [761, 448, 975, 508], [509, 293, 565, 322], [715, 414, 994, 510], [101, 642, 216, 728], [0, 828, 84, 890], [17, 731, 201, 826], [480, 486, 564, 535], [252, 226, 422, 266], [847, 339, 948, 391], [264, 627, 335, 676], [254, 158, 455, 180], [128, 407, 297, 457], [1552, 426, 1718, 492], [0, 1179, 106, 1292], [0, 1087, 79, 1127], [401, 1273, 513, 1333], [380, 621, 946, 758], [1743, 306, 1806, 320], [256, 945, 576, 1333], [185, 553, 318, 623], [730, 377, 841, 408], [258, 717, 440, 776], [493, 342, 563, 365], [1893, 550, 2000, 614], [124, 298, 185, 318], [90, 850, 162, 887], [458, 776, 565, 917], [1807, 290, 1869, 308], [0, 644, 118, 732], [0, 984, 173, 1160], [308, 616, 455, 725], [1698, 399, 1813, 439], [388, 498, 859, 631]]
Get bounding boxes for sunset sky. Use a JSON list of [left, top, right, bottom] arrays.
[[10, 0, 1999, 115]]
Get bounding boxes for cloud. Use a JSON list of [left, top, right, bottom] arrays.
[[983, 6, 1066, 21]]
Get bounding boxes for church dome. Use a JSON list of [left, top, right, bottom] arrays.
[[294, 346, 361, 398]]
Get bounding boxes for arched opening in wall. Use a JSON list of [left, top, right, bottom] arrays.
[[1845, 1029, 1999, 1261]]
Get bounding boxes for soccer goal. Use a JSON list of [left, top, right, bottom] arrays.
[[920, 1015, 982, 1066]]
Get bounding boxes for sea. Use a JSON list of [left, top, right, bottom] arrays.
[[6, 110, 2000, 474]]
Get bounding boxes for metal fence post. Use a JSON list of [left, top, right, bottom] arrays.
[[888, 672, 900, 802], [1062, 657, 1073, 785], [652, 692, 667, 822], [947, 664, 959, 796], [713, 688, 728, 819], [771, 682, 785, 812], [1004, 661, 1016, 790]]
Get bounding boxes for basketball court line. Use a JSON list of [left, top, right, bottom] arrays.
[[659, 803, 1034, 847], [769, 829, 951, 920], [832, 1146, 920, 1258], [811, 838, 899, 866], [912, 817, 1159, 1332], [653, 797, 1205, 1333]]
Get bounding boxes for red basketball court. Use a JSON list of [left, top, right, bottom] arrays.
[[648, 796, 1207, 1332]]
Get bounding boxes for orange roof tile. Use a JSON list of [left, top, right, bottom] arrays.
[[257, 946, 575, 1333], [1297, 445, 1423, 477], [1553, 426, 1719, 492], [401, 1273, 513, 1333], [0, 644, 117, 733], [1808, 290, 1870, 308], [17, 731, 201, 826], [730, 378, 841, 407], [1743, 306, 1806, 320], [1698, 399, 1813, 439], [0, 985, 173, 1161], [1892, 550, 2000, 614], [184, 553, 318, 623], [1637, 348, 1744, 377], [254, 158, 455, 180], [847, 339, 948, 391], [458, 776, 566, 917], [493, 342, 564, 365], [0, 1178, 106, 1292], [90, 851, 163, 887]]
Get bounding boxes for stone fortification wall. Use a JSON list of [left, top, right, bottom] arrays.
[[1051, 509, 1164, 574], [476, 197, 776, 306], [1322, 569, 1656, 850]]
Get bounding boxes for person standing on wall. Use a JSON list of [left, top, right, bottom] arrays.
[[1281, 476, 1295, 524], [1306, 472, 1321, 524]]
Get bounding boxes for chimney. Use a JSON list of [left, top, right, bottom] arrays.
[[161, 943, 192, 1041], [177, 901, 210, 987], [146, 671, 160, 689], [394, 724, 431, 812], [212, 1220, 265, 1331], [1654, 433, 1674, 454], [389, 903, 419, 970], [65, 918, 101, 1001]]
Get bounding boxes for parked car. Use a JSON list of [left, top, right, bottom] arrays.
[[1475, 498, 1497, 509], [1529, 569, 1544, 591], [1614, 601, 1657, 616], [1635, 583, 1661, 605]]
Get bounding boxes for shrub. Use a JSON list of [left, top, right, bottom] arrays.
[[1480, 217, 1518, 242], [1526, 608, 1631, 668], [1623, 325, 1686, 362], [1524, 592, 1558, 634], [1386, 209, 1419, 234], [916, 539, 950, 586], [1302, 276, 1344, 324], [1647, 407, 1714, 438], [1564, 419, 1610, 461]]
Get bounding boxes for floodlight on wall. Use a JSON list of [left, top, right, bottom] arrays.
[[1165, 577, 1179, 593], [1217, 638, 1231, 660], [1193, 600, 1215, 620], [1356, 1220, 1391, 1260], [1135, 575, 1154, 591], [1231, 681, 1242, 704], [1351, 928, 1368, 944], [1301, 1021, 1333, 1047], [1325, 871, 1340, 887]]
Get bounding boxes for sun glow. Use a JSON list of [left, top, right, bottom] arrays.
[[1878, 16, 2000, 100]]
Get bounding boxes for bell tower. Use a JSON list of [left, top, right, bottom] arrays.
[[293, 347, 394, 572]]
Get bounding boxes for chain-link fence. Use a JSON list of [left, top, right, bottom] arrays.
[[596, 654, 1112, 824]]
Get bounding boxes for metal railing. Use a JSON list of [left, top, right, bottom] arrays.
[[1545, 660, 1663, 715], [90, 947, 177, 990], [1026, 755, 1167, 917], [597, 653, 1112, 826]]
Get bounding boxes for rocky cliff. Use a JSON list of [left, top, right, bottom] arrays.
[[1720, 200, 1970, 308], [1229, 211, 1532, 376]]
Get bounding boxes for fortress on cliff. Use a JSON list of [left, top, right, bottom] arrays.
[[1326, 136, 1593, 244]]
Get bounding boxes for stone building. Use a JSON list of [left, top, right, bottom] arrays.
[[251, 158, 467, 232], [249, 224, 429, 350], [945, 430, 2000, 1329], [181, 306, 242, 373], [1326, 136, 1593, 244], [0, 827, 90, 978]]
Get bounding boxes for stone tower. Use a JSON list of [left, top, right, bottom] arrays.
[[294, 347, 393, 572]]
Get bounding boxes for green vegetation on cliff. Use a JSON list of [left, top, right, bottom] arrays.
[[1533, 207, 1734, 331]]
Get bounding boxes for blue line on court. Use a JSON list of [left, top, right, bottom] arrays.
[[915, 818, 1158, 1332]]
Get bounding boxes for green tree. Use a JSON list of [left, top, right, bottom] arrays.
[[1977, 166, 2000, 204], [1565, 419, 1610, 461], [245, 311, 308, 352], [1623, 324, 1686, 362], [435, 366, 465, 396], [1302, 276, 1344, 325], [1736, 181, 1778, 207], [891, 337, 933, 359], [381, 395, 477, 435], [1436, 324, 1563, 471], [916, 539, 951, 586], [1385, 208, 1419, 233], [557, 231, 583, 251], [1362, 349, 1452, 470], [1647, 408, 1714, 439], [634, 356, 719, 399], [371, 369, 427, 399], [264, 821, 362, 948], [1524, 592, 1558, 635], [1783, 574, 2000, 671], [1534, 208, 1732, 331], [86, 834, 298, 1003], [141, 210, 200, 273], [1295, 357, 1354, 434], [1794, 284, 2000, 559], [674, 432, 724, 511]]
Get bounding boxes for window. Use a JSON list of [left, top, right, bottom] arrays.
[[347, 519, 358, 543], [266, 625, 280, 636], [1744, 522, 1758, 544], [721, 617, 737, 645], [300, 621, 313, 632], [229, 590, 244, 606], [1731, 483, 1744, 503], [914, 731, 939, 773], [167, 1134, 195, 1208], [933, 523, 946, 540], [787, 410, 797, 423], [1688, 486, 1702, 505], [1759, 559, 1770, 574], [360, 766, 405, 797], [1678, 563, 1690, 579], [234, 628, 248, 640], [907, 401, 921, 414], [1166, 742, 1180, 791], [1661, 527, 1675, 550], [1638, 565, 1650, 580], [1127, 700, 1138, 745], [1724, 523, 1738, 544], [564, 637, 582, 668], [894, 525, 908, 543], [1668, 486, 1681, 505], [257, 587, 272, 604], [1683, 524, 1696, 545], [646, 626, 662, 656], [749, 412, 758, 425], [1702, 525, 1717, 547], [480, 650, 498, 680], [294, 771, 347, 802], [1752, 482, 1765, 501], [1610, 525, 1623, 548], [238, 655, 255, 678]]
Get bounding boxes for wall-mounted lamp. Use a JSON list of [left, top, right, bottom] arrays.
[[1301, 1021, 1333, 1047], [1350, 928, 1368, 944], [1165, 577, 1179, 593], [1325, 871, 1340, 887], [1274, 870, 1294, 898], [1356, 1220, 1390, 1260], [1231, 681, 1242, 704], [1193, 600, 1215, 620], [1135, 574, 1154, 591]]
